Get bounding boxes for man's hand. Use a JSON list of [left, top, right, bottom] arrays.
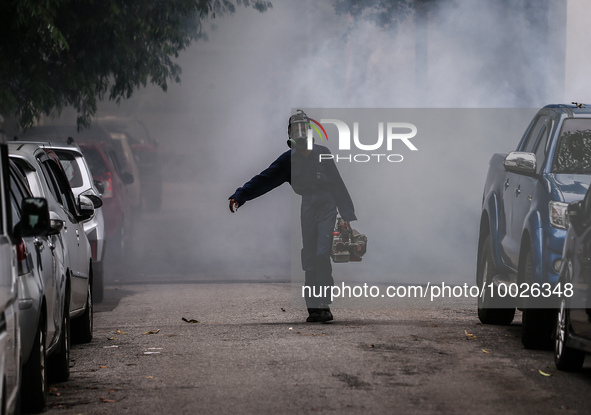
[[229, 198, 240, 213]]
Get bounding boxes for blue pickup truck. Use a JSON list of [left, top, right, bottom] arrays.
[[477, 103, 591, 349]]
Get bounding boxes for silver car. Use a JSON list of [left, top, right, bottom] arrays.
[[8, 143, 95, 344], [8, 160, 69, 412], [13, 130, 106, 302], [0, 125, 21, 415], [21, 139, 106, 303]]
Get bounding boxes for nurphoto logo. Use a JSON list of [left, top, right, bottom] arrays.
[[309, 118, 418, 163]]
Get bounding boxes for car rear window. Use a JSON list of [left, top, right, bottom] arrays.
[[81, 147, 108, 177], [53, 150, 84, 189], [553, 119, 591, 174]]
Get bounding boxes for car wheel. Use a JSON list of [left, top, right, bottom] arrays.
[[48, 302, 70, 382], [521, 248, 554, 349], [72, 282, 93, 343], [21, 316, 47, 412], [477, 235, 515, 325], [555, 297, 585, 371]]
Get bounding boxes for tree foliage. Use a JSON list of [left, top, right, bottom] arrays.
[[0, 0, 271, 129]]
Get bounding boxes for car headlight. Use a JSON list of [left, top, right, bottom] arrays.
[[549, 201, 569, 229]]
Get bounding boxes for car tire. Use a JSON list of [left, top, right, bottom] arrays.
[[521, 248, 554, 350], [48, 302, 70, 382], [555, 297, 585, 371], [21, 315, 47, 413], [477, 235, 515, 325], [72, 282, 93, 343]]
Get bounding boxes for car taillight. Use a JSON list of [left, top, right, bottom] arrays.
[[16, 239, 31, 276], [96, 172, 113, 198], [16, 240, 26, 262]]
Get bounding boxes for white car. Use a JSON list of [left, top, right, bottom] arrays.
[[0, 121, 53, 414], [8, 143, 95, 343], [9, 159, 69, 412], [13, 129, 107, 302], [0, 124, 21, 415]]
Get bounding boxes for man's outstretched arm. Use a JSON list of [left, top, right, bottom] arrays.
[[228, 150, 290, 212]]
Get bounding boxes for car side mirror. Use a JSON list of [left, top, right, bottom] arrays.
[[94, 180, 105, 195], [19, 198, 51, 237], [121, 171, 134, 185], [504, 152, 537, 175], [49, 211, 64, 235], [78, 195, 95, 221], [86, 194, 103, 209]]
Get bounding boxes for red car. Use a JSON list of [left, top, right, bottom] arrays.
[[77, 140, 134, 263]]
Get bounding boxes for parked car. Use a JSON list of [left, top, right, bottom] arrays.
[[109, 132, 142, 211], [0, 118, 53, 414], [97, 117, 162, 212], [14, 131, 107, 303], [9, 160, 69, 412], [50, 142, 106, 302], [0, 119, 22, 415], [77, 140, 134, 263], [8, 143, 95, 343], [554, 184, 591, 371], [477, 103, 591, 349]]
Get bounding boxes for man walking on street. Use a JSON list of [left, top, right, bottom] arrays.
[[228, 110, 357, 322]]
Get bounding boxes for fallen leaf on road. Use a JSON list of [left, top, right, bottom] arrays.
[[108, 337, 117, 340], [182, 317, 201, 323], [143, 329, 160, 335], [116, 329, 127, 334], [143, 351, 161, 355], [99, 366, 108, 369], [146, 376, 154, 379], [464, 330, 477, 339], [281, 308, 286, 312], [539, 370, 552, 377], [100, 398, 117, 403], [482, 349, 490, 353]]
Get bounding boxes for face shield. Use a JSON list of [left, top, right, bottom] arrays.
[[288, 112, 312, 150]]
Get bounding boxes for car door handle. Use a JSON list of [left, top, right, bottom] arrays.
[[504, 179, 510, 189], [33, 238, 44, 251], [48, 241, 55, 251], [515, 185, 521, 195]]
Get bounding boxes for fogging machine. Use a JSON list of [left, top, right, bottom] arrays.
[[331, 216, 367, 263]]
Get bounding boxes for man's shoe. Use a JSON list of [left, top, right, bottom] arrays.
[[319, 309, 333, 323], [306, 308, 321, 323]]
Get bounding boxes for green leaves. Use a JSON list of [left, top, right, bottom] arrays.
[[0, 0, 272, 130]]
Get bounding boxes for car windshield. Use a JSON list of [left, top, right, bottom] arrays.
[[553, 118, 591, 174], [81, 147, 108, 177], [54, 150, 83, 188]]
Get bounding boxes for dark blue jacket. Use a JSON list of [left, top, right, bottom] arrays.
[[230, 145, 357, 221]]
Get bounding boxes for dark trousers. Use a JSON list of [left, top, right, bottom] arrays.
[[300, 193, 337, 308]]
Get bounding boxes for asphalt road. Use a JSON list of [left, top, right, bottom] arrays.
[[40, 281, 591, 415]]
